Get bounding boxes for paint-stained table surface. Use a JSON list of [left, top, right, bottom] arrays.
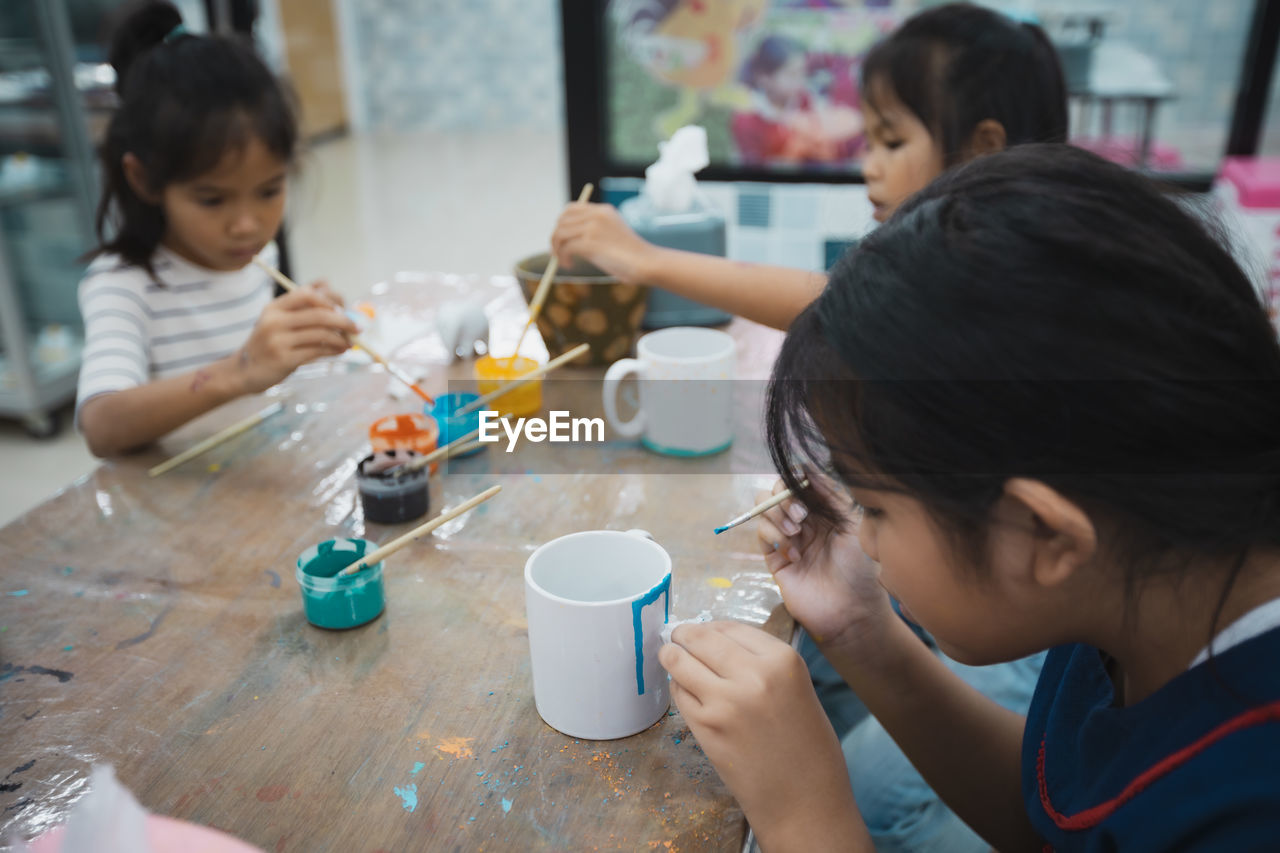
[[0, 273, 791, 852]]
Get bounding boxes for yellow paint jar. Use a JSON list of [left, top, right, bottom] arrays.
[[474, 355, 542, 417]]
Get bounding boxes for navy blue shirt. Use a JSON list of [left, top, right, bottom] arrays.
[[1023, 629, 1280, 851]]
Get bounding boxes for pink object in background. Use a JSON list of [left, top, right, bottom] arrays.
[[1072, 136, 1183, 171], [26, 816, 264, 853], [1214, 156, 1280, 330], [1218, 156, 1280, 210]]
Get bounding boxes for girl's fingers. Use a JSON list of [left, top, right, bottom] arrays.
[[288, 345, 345, 367], [763, 548, 791, 574], [551, 228, 588, 268], [279, 307, 359, 333], [310, 283, 345, 308], [757, 486, 800, 536], [708, 620, 784, 657], [273, 287, 335, 311], [758, 505, 797, 538], [668, 676, 702, 712], [671, 622, 752, 679], [756, 515, 787, 550], [658, 637, 721, 701], [286, 328, 351, 351]]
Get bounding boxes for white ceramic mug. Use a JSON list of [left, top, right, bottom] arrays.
[[602, 326, 735, 456], [524, 529, 672, 740]]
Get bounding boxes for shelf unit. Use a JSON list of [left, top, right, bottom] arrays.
[[0, 0, 102, 436]]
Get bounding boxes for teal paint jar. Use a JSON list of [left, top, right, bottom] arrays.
[[295, 538, 386, 629]]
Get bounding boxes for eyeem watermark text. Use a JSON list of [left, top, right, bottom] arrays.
[[478, 410, 605, 453]]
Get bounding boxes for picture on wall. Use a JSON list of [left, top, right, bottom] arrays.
[[604, 0, 921, 173]]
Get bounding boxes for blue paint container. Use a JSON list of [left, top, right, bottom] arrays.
[[295, 538, 385, 629], [427, 393, 485, 457]]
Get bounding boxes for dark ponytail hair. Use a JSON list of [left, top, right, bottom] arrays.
[[767, 144, 1280, 601], [93, 0, 297, 275], [860, 2, 1068, 165]]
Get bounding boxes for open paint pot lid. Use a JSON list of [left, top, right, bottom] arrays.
[[369, 412, 438, 453]]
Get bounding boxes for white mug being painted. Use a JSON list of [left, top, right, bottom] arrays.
[[602, 326, 735, 457], [524, 529, 672, 740]]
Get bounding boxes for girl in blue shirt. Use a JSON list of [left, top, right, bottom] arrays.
[[661, 144, 1280, 851]]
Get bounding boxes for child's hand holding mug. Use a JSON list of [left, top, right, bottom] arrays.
[[658, 620, 867, 851]]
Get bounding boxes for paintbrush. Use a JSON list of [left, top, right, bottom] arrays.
[[337, 484, 502, 576], [713, 480, 811, 535], [148, 400, 284, 477], [505, 183, 594, 368], [252, 258, 433, 404], [392, 427, 484, 477], [456, 342, 590, 417]]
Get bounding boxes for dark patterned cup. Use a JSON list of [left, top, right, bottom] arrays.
[[514, 254, 649, 366]]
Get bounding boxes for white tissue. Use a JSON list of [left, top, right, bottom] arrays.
[[40, 765, 151, 853], [643, 125, 710, 213], [660, 610, 714, 645], [435, 299, 490, 360]]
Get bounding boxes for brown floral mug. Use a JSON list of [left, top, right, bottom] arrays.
[[514, 254, 649, 366]]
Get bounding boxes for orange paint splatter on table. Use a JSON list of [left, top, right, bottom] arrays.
[[435, 735, 476, 759]]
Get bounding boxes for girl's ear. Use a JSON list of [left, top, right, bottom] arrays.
[[967, 119, 1008, 157], [1002, 478, 1096, 588], [122, 153, 160, 205]]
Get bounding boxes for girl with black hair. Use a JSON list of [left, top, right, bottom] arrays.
[[76, 0, 355, 457], [552, 2, 1067, 330], [584, 6, 1067, 850], [661, 144, 1280, 851]]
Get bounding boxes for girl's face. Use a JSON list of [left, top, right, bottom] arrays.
[[850, 483, 1046, 665], [160, 136, 287, 271], [861, 90, 944, 223]]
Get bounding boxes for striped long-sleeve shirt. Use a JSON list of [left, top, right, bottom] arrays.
[[75, 243, 276, 420]]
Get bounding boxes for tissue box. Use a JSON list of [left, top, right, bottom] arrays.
[[619, 193, 732, 329]]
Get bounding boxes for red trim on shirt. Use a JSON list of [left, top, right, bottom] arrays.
[[1037, 700, 1280, 830]]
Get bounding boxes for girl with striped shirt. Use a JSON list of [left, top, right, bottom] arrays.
[[77, 0, 354, 457]]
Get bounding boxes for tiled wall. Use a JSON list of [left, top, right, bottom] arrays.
[[601, 178, 874, 272], [344, 0, 564, 132]]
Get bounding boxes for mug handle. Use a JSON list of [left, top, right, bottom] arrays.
[[625, 528, 655, 542], [603, 358, 645, 438]]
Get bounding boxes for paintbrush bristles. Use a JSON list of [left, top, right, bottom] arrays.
[[337, 484, 503, 576], [713, 479, 811, 535]]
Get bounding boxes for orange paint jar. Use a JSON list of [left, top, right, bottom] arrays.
[[368, 413, 439, 455]]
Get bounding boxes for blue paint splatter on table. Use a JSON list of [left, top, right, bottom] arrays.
[[393, 782, 418, 812], [7, 590, 29, 597]]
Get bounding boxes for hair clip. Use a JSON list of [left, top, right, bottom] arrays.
[[163, 23, 188, 44]]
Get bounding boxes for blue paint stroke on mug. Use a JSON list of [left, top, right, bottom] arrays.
[[631, 573, 671, 695]]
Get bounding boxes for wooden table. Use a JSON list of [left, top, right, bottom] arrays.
[[0, 274, 791, 852]]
